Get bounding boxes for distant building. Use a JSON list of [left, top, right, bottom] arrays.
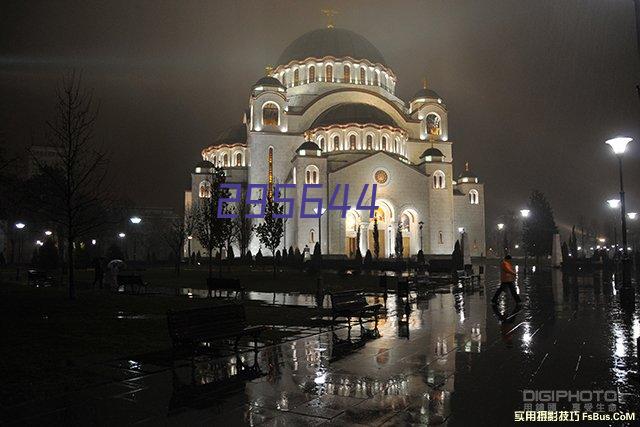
[[186, 26, 486, 257]]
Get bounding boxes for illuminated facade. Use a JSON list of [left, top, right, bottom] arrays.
[[186, 27, 485, 257]]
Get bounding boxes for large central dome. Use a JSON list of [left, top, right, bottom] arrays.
[[277, 28, 387, 67], [311, 103, 396, 128]]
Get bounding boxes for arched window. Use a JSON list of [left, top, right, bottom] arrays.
[[325, 64, 333, 82], [293, 69, 300, 86], [359, 67, 366, 84], [318, 136, 325, 151], [268, 147, 274, 196], [282, 72, 287, 87], [310, 229, 315, 243], [235, 152, 243, 166], [332, 135, 339, 151], [262, 102, 279, 126], [438, 231, 444, 244], [469, 189, 479, 204], [305, 165, 319, 184], [222, 153, 229, 167], [394, 138, 399, 153], [426, 113, 442, 136], [349, 134, 356, 150], [343, 65, 350, 83], [381, 136, 387, 151], [211, 155, 216, 165], [308, 66, 315, 83], [433, 170, 446, 189], [366, 134, 373, 149], [199, 181, 211, 198], [373, 71, 379, 86]]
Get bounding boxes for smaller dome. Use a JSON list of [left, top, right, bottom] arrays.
[[214, 124, 247, 146], [296, 140, 322, 156], [412, 87, 441, 101], [458, 162, 479, 182], [420, 147, 444, 159], [253, 76, 286, 90], [195, 160, 214, 171]]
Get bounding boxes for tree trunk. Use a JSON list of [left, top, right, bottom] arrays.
[[218, 245, 223, 278], [67, 236, 76, 300], [272, 250, 277, 278], [208, 247, 213, 279]]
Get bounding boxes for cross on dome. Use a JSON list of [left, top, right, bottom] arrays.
[[321, 9, 338, 28]]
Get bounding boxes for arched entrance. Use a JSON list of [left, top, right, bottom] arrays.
[[400, 209, 418, 257], [345, 210, 359, 258]]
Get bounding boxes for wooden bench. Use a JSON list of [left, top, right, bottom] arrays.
[[207, 278, 244, 299], [330, 290, 382, 339], [117, 274, 147, 294], [167, 304, 265, 366], [27, 270, 54, 287]]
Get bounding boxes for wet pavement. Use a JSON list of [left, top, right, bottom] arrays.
[[3, 263, 639, 426]]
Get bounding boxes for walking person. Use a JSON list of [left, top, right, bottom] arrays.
[[492, 255, 521, 305]]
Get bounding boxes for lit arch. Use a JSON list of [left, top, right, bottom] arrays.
[[308, 65, 315, 83], [433, 170, 446, 189], [343, 64, 351, 83], [262, 102, 280, 126], [325, 64, 333, 82], [305, 165, 320, 184], [469, 189, 479, 204], [199, 180, 211, 199]]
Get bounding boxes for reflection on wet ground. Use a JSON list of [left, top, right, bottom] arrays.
[[4, 263, 639, 426]]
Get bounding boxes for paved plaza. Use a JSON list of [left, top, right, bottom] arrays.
[[3, 263, 639, 426]]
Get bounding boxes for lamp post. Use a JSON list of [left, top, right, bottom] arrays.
[[187, 235, 193, 264], [520, 209, 530, 276], [605, 137, 633, 287], [14, 222, 26, 280], [313, 207, 327, 253], [497, 223, 505, 256], [129, 216, 142, 261], [418, 221, 424, 252]]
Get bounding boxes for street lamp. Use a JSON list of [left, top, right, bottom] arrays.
[[418, 221, 424, 252], [129, 216, 142, 261], [187, 235, 193, 263], [605, 136, 633, 286], [520, 209, 530, 275], [313, 207, 327, 253], [628, 212, 638, 220], [497, 223, 504, 230], [118, 232, 126, 238], [14, 222, 26, 279], [44, 230, 52, 236]]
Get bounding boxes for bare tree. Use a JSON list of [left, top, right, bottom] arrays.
[[234, 187, 254, 258], [162, 215, 186, 276], [31, 72, 109, 299]]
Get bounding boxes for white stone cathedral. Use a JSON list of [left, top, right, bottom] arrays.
[[185, 26, 486, 258]]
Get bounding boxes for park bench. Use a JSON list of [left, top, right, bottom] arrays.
[[27, 270, 54, 287], [117, 274, 147, 294], [167, 304, 265, 366], [207, 277, 245, 299], [455, 270, 481, 288], [330, 289, 382, 339]]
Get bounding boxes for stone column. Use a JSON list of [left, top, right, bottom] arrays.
[[359, 222, 368, 255]]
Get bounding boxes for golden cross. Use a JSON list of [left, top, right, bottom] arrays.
[[465, 162, 470, 171], [422, 77, 428, 89], [265, 65, 274, 76], [321, 9, 338, 28]]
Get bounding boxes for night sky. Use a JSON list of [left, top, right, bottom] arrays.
[[1, 0, 639, 237]]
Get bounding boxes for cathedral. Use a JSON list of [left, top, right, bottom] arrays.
[[186, 25, 486, 258]]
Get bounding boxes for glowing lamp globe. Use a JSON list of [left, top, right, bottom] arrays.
[[130, 216, 142, 224], [497, 223, 504, 230], [628, 212, 638, 220], [520, 209, 530, 218], [15, 222, 26, 229], [605, 137, 632, 155], [606, 199, 620, 209]]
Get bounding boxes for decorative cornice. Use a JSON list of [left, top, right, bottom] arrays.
[[273, 55, 396, 80]]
